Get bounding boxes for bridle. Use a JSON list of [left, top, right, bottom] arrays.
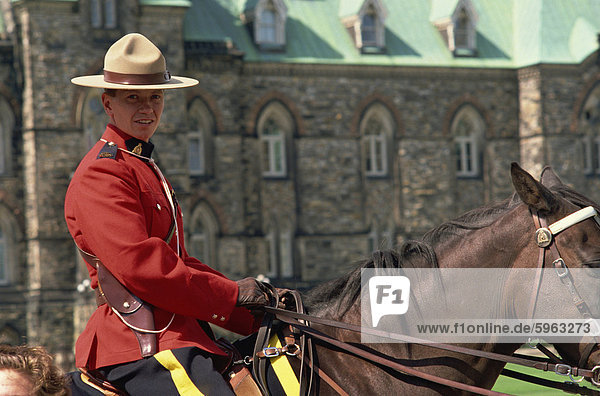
[[530, 205, 600, 385], [253, 205, 600, 395]]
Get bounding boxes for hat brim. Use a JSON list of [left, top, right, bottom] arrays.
[[71, 75, 199, 89]]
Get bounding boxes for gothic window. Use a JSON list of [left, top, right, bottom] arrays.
[[454, 8, 470, 49], [257, 101, 293, 178], [82, 89, 108, 150], [0, 208, 18, 287], [360, 102, 394, 177], [361, 6, 377, 47], [258, 5, 277, 44], [0, 228, 7, 285], [0, 122, 5, 176], [580, 85, 600, 175], [188, 98, 215, 176], [188, 203, 218, 268], [452, 105, 485, 178], [91, 0, 117, 29], [0, 97, 14, 176], [266, 228, 294, 279], [245, 0, 287, 50]]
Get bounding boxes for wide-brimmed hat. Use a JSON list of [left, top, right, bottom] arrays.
[[71, 33, 198, 89]]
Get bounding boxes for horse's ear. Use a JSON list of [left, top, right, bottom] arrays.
[[539, 166, 564, 188], [511, 162, 558, 212]]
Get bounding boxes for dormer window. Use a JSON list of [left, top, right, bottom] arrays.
[[432, 0, 478, 57], [242, 0, 287, 51], [258, 5, 277, 44], [341, 0, 387, 53], [361, 6, 377, 47]]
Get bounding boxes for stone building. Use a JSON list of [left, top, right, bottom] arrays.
[[0, 0, 599, 368]]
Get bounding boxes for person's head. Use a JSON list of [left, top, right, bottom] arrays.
[[101, 88, 164, 142], [0, 344, 69, 396], [72, 33, 198, 141]]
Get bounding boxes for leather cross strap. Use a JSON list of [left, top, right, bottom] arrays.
[[78, 248, 158, 357]]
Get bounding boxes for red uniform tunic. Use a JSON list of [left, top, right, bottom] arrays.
[[65, 125, 258, 370]]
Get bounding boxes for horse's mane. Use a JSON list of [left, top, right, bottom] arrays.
[[303, 183, 598, 318], [304, 240, 437, 317]]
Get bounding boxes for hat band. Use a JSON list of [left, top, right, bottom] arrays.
[[103, 70, 171, 85]]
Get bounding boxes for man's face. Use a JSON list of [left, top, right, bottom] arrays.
[[102, 89, 164, 142]]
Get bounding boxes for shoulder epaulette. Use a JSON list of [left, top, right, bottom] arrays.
[[96, 141, 118, 160]]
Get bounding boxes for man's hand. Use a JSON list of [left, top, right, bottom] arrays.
[[236, 277, 270, 307]]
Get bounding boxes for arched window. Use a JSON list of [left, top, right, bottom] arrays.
[[249, 0, 287, 49], [257, 101, 294, 178], [454, 8, 470, 49], [433, 0, 477, 56], [188, 203, 219, 268], [188, 98, 215, 176], [0, 228, 8, 285], [0, 97, 15, 176], [0, 207, 19, 286], [342, 0, 387, 52], [266, 226, 294, 279], [451, 105, 485, 178], [361, 6, 377, 47], [82, 89, 108, 150], [580, 85, 600, 175], [360, 102, 394, 177], [258, 4, 277, 44]]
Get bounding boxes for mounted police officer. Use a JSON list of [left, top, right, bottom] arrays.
[[65, 32, 270, 395]]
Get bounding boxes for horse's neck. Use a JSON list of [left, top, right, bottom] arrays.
[[434, 205, 533, 269]]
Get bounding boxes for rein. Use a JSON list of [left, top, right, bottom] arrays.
[[264, 306, 599, 394], [255, 206, 600, 395]]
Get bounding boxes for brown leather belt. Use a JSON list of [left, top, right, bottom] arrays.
[[78, 248, 158, 357]]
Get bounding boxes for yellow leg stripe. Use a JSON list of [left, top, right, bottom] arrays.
[[268, 335, 300, 396], [154, 350, 204, 396]]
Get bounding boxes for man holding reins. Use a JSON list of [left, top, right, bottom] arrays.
[[65, 32, 270, 395]]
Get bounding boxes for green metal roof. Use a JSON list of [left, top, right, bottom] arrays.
[[429, 0, 460, 21], [184, 0, 600, 68], [338, 0, 365, 18]]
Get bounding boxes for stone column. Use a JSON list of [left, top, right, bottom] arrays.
[[518, 67, 545, 177]]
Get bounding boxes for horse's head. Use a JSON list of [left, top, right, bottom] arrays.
[[512, 162, 600, 379]]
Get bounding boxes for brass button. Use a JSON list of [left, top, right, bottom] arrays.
[[212, 314, 218, 319], [219, 316, 226, 322], [156, 203, 161, 210]]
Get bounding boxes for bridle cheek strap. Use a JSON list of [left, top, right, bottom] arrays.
[[532, 206, 600, 384]]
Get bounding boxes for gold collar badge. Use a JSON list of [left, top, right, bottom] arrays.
[[132, 143, 143, 155]]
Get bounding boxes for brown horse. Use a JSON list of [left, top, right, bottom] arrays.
[[278, 163, 600, 395]]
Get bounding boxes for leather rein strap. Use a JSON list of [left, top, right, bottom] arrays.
[[265, 307, 600, 389]]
